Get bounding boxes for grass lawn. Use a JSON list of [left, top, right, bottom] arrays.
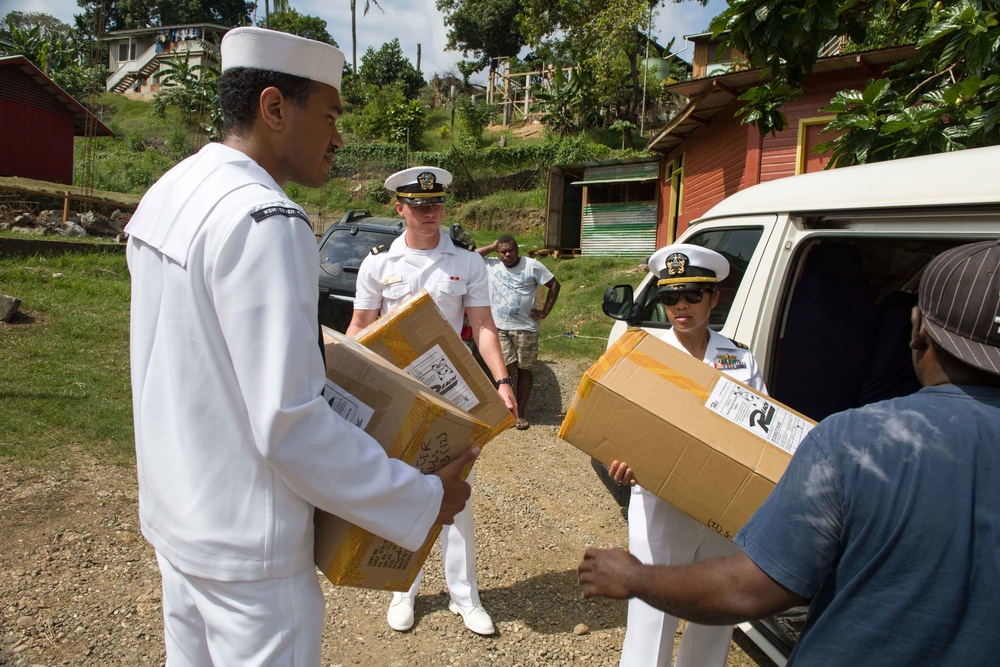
[[1, 242, 643, 467], [0, 249, 133, 466]]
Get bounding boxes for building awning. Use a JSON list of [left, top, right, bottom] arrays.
[[570, 176, 657, 186], [645, 44, 918, 155]]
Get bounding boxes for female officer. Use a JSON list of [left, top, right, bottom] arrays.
[[610, 243, 766, 667]]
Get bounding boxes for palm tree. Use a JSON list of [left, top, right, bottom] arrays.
[[350, 0, 383, 73]]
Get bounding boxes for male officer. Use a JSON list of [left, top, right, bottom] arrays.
[[347, 166, 517, 636], [125, 29, 476, 665], [607, 243, 766, 667]]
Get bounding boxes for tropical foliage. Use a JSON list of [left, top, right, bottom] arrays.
[[0, 12, 106, 100], [152, 54, 221, 138], [260, 8, 337, 45], [712, 0, 1000, 164]]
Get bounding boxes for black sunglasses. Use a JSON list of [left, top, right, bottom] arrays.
[[659, 288, 715, 306]]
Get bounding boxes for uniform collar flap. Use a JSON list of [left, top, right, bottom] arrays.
[[125, 144, 281, 266]]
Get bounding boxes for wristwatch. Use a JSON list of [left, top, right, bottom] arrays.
[[494, 377, 513, 388]]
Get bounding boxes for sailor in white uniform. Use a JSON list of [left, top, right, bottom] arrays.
[[347, 167, 518, 637], [609, 244, 766, 667], [125, 28, 476, 666]]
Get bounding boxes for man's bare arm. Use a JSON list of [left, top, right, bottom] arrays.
[[578, 547, 807, 625], [476, 240, 497, 257], [465, 305, 517, 414], [531, 277, 561, 320], [346, 308, 379, 338]]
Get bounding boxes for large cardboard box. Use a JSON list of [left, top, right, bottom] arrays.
[[559, 329, 815, 539], [314, 328, 490, 591], [355, 289, 515, 440]]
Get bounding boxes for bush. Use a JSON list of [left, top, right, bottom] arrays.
[[455, 97, 497, 146], [354, 86, 426, 147]]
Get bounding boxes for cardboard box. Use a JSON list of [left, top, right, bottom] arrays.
[[559, 329, 816, 539], [355, 289, 515, 440], [314, 328, 491, 591]]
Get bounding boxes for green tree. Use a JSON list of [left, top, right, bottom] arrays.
[[518, 0, 682, 147], [456, 59, 482, 87], [1, 12, 106, 100], [533, 65, 598, 135], [75, 0, 152, 34], [350, 0, 383, 73], [711, 0, 1000, 164], [74, 0, 253, 36], [437, 0, 525, 80], [357, 38, 425, 101], [455, 96, 497, 145], [1, 11, 72, 40], [259, 8, 337, 45], [355, 85, 426, 145], [151, 54, 222, 142]]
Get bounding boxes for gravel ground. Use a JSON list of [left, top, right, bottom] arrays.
[[0, 358, 772, 666]]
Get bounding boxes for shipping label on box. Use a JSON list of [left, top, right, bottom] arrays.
[[559, 329, 815, 539], [355, 289, 515, 440], [314, 328, 491, 591]]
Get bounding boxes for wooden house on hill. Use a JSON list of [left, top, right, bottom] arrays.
[[104, 23, 230, 95]]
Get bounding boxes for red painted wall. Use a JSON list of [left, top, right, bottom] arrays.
[[659, 97, 751, 236], [0, 99, 76, 184], [659, 67, 882, 238]]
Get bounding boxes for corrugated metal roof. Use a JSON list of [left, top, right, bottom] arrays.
[[0, 56, 114, 137], [581, 202, 658, 257], [646, 45, 918, 155]]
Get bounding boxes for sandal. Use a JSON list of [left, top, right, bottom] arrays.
[[515, 418, 530, 430]]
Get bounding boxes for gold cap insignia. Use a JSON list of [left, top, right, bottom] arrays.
[[666, 253, 688, 276], [417, 172, 436, 191]]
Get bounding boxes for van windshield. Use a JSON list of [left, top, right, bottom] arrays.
[[636, 227, 764, 330]]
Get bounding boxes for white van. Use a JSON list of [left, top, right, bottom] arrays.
[[599, 144, 1000, 665]]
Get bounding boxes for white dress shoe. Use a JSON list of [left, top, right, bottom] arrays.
[[387, 592, 414, 632], [449, 602, 495, 636]]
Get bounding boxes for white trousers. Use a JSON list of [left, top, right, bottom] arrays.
[[620, 486, 738, 667], [157, 552, 326, 667], [404, 468, 479, 606]]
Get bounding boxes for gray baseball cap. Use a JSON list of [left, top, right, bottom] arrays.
[[919, 240, 1000, 375]]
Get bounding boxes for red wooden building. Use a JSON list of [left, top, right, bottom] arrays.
[[648, 36, 917, 245], [0, 55, 114, 185]]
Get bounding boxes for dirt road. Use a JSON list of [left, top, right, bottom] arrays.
[[0, 359, 770, 666]]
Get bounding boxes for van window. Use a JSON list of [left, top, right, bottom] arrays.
[[636, 227, 764, 330], [768, 236, 988, 422]]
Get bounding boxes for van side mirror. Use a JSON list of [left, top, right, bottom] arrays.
[[602, 284, 634, 320]]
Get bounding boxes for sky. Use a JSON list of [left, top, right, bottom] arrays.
[[2, 0, 728, 83]]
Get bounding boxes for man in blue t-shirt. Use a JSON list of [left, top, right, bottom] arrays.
[[478, 235, 560, 430], [578, 240, 1000, 665]]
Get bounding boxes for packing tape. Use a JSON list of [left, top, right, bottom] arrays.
[[586, 328, 646, 384], [559, 407, 577, 439], [385, 400, 428, 460], [629, 350, 711, 401], [488, 414, 516, 440], [326, 526, 374, 585], [361, 321, 417, 367]]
